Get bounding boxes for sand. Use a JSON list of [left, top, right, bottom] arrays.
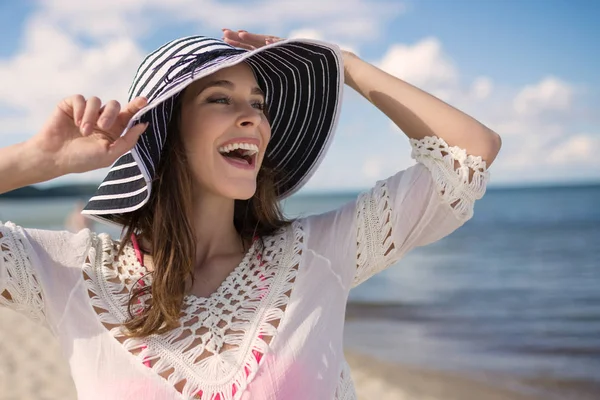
[[0, 307, 584, 400], [0, 309, 77, 400], [344, 351, 543, 400]]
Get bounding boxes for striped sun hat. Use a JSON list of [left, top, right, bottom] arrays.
[[81, 35, 344, 226]]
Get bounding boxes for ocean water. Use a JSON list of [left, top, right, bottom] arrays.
[[1, 184, 599, 398], [290, 185, 600, 396]]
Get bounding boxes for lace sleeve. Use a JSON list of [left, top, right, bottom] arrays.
[[0, 222, 47, 324], [409, 135, 489, 221], [353, 135, 490, 287]]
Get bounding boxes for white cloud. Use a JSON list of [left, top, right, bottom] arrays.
[[1, 3, 598, 189], [469, 76, 493, 100], [0, 0, 404, 135], [377, 37, 458, 92], [513, 76, 573, 116], [0, 17, 144, 137], [288, 28, 359, 55], [288, 28, 324, 41], [35, 0, 405, 43], [547, 134, 600, 166], [366, 37, 598, 187]]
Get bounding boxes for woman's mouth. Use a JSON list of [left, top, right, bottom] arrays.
[[217, 143, 258, 170]]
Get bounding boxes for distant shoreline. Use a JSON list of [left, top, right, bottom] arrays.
[[0, 184, 99, 199], [1, 181, 599, 199]]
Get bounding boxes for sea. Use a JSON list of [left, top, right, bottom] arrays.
[[1, 183, 599, 399]]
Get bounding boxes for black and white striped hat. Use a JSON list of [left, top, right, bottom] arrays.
[[81, 35, 344, 226]]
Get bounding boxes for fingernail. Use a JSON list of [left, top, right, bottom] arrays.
[[239, 30, 247, 33]]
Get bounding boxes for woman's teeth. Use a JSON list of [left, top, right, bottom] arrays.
[[218, 142, 258, 167], [218, 142, 259, 156]]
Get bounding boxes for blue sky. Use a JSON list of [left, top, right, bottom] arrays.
[[0, 0, 598, 192]]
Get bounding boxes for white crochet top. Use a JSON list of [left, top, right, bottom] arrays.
[[0, 136, 489, 400]]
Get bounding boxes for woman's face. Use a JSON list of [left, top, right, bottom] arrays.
[[179, 62, 271, 201]]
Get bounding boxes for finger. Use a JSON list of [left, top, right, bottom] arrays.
[[223, 38, 255, 51], [81, 97, 102, 136], [264, 38, 281, 46], [265, 36, 284, 44], [115, 97, 148, 129], [121, 96, 148, 120], [106, 122, 148, 163], [58, 94, 86, 126], [238, 31, 276, 47], [98, 100, 121, 130], [223, 29, 271, 49], [222, 28, 243, 42], [222, 29, 255, 49], [70, 95, 86, 127]]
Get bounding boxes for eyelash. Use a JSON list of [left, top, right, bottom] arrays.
[[208, 96, 266, 111]]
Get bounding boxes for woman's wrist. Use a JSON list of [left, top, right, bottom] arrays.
[[340, 50, 361, 90]]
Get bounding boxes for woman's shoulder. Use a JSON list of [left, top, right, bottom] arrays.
[[1, 220, 117, 264]]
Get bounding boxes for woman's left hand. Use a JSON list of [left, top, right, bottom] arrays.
[[222, 29, 357, 83], [221, 29, 283, 50]]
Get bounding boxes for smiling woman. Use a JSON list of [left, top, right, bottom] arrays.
[[177, 64, 272, 201], [0, 30, 499, 400], [109, 62, 291, 342]]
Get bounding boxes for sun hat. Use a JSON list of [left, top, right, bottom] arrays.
[[81, 35, 344, 226]]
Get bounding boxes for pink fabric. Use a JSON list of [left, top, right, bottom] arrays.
[[130, 234, 266, 399]]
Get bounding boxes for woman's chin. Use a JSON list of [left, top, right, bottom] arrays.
[[220, 181, 258, 201]]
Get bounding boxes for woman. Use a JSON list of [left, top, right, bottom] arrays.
[[0, 30, 500, 400]]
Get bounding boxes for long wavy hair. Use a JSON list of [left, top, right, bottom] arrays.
[[111, 93, 291, 339]]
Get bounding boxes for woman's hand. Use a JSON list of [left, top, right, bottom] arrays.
[[30, 95, 149, 176], [222, 29, 283, 50], [222, 29, 357, 81]]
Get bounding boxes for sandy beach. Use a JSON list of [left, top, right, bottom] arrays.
[[344, 351, 546, 400], [1, 307, 577, 400]]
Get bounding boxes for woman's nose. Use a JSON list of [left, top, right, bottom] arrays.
[[236, 106, 262, 128]]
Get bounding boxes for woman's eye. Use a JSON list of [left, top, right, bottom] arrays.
[[208, 96, 264, 111], [208, 96, 231, 104], [252, 101, 266, 110]]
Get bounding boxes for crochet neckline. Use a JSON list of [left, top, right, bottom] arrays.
[[130, 233, 260, 303], [82, 223, 303, 399]]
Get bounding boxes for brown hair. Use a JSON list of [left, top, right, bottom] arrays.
[[111, 94, 291, 339]]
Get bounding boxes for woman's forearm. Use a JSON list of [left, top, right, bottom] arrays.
[[0, 141, 56, 194], [342, 51, 502, 166]]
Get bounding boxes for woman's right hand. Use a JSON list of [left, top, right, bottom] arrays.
[[30, 95, 149, 175]]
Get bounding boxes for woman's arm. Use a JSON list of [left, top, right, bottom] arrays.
[[0, 95, 148, 195], [0, 141, 57, 194], [0, 95, 146, 325], [342, 50, 502, 167], [224, 30, 497, 289], [221, 30, 501, 167]]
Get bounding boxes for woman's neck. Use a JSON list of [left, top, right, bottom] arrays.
[[189, 191, 245, 267], [136, 192, 248, 272]]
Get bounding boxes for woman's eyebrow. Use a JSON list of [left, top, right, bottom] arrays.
[[199, 80, 265, 98]]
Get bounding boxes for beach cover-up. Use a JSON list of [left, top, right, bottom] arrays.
[[0, 135, 489, 399]]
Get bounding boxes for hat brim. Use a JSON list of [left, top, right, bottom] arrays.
[[82, 37, 344, 227]]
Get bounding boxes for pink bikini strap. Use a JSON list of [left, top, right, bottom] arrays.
[[131, 234, 143, 265]]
